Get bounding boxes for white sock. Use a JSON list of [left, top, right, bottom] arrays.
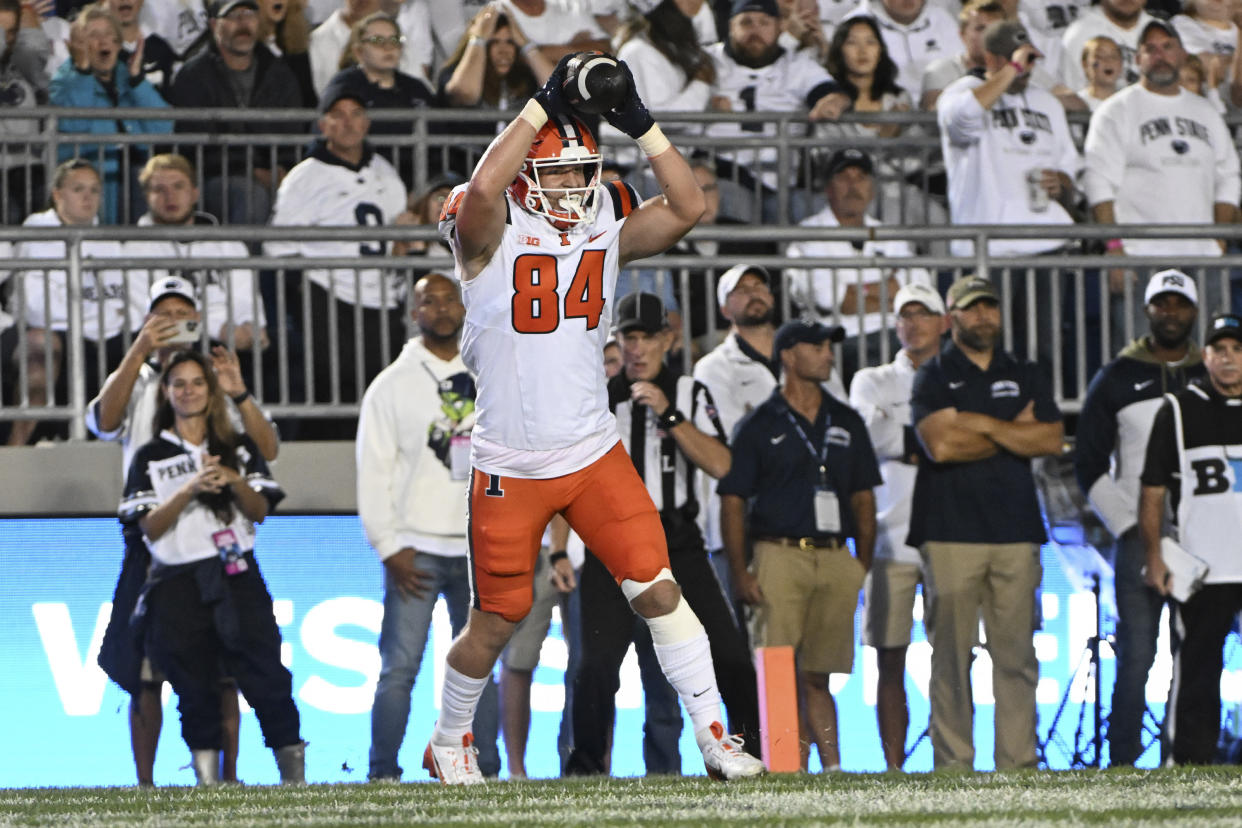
[[651, 632, 723, 742], [432, 663, 490, 746]]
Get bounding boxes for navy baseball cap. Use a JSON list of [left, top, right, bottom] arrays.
[[1206, 313, 1242, 347], [823, 148, 874, 180], [772, 319, 845, 360], [318, 78, 368, 116], [614, 291, 667, 334], [731, 0, 779, 17]]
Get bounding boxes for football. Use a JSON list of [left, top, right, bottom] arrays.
[[561, 52, 629, 115]]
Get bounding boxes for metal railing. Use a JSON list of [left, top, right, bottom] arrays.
[[0, 105, 1213, 227], [2, 222, 1239, 440]]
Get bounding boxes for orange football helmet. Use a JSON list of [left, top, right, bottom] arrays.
[[509, 114, 602, 230]]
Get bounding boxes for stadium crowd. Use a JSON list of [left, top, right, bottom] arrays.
[[2, 0, 1242, 785]]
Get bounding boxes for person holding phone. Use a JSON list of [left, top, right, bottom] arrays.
[[90, 276, 277, 786], [119, 349, 302, 786]]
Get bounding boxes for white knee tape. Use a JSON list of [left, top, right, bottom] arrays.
[[643, 595, 705, 646], [619, 567, 675, 603]]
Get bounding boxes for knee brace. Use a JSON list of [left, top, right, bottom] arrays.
[[619, 567, 675, 603]]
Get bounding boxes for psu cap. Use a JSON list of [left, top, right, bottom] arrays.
[[893, 282, 946, 315], [614, 291, 668, 334], [1144, 269, 1198, 307], [946, 274, 1000, 310], [772, 319, 845, 361], [149, 276, 198, 311], [1205, 313, 1242, 347], [716, 263, 770, 309]]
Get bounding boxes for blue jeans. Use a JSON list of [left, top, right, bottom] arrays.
[[1108, 528, 1164, 767], [368, 553, 499, 779]]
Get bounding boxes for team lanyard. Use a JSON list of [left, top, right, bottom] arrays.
[[783, 407, 832, 490]]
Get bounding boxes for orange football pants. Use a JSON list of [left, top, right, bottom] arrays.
[[468, 442, 669, 622]]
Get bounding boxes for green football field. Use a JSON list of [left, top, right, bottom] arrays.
[[4, 768, 1242, 826]]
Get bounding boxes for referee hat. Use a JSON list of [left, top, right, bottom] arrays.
[[1206, 313, 1242, 347], [614, 291, 668, 334]]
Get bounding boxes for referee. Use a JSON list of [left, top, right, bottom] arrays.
[[566, 292, 761, 774], [1139, 313, 1242, 765]]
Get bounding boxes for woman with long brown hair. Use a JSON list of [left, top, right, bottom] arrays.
[[120, 349, 303, 785]]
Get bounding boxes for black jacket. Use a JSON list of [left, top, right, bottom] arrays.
[[168, 42, 305, 174]]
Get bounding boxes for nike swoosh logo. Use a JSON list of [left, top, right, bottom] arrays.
[[949, 381, 965, 389], [1134, 380, 1155, 391], [692, 687, 711, 698], [588, 231, 606, 243], [770, 434, 786, 445]]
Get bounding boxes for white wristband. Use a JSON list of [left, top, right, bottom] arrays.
[[518, 98, 548, 132], [635, 124, 671, 158]]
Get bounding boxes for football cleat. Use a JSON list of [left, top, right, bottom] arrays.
[[423, 733, 485, 785], [699, 722, 766, 781]]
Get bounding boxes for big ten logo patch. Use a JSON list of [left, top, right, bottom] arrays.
[[1190, 457, 1242, 495]]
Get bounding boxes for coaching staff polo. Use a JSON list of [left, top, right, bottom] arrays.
[[908, 275, 1064, 771], [719, 319, 881, 771]]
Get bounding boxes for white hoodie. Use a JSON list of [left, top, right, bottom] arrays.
[[356, 337, 477, 561]]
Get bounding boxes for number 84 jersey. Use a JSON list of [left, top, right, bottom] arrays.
[[440, 180, 641, 478]]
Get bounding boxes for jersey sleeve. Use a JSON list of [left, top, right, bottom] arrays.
[[687, 378, 728, 443], [437, 182, 470, 248], [602, 179, 641, 225], [118, 443, 159, 525]]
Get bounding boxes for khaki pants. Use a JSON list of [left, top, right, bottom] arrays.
[[921, 541, 1041, 771]]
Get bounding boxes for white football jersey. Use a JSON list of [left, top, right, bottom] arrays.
[[441, 179, 643, 479], [19, 209, 142, 341], [706, 43, 836, 188], [266, 146, 408, 309]]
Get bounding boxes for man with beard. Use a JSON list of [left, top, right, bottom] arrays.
[[357, 272, 500, 780], [705, 0, 850, 222], [1058, 0, 1153, 90], [169, 0, 303, 225], [908, 274, 1064, 770], [937, 20, 1081, 374], [1074, 269, 1204, 767], [1084, 21, 1239, 345]]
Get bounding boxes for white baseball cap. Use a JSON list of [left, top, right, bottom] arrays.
[[716, 264, 769, 309], [893, 282, 946, 315], [1144, 269, 1198, 306], [148, 275, 198, 311]]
